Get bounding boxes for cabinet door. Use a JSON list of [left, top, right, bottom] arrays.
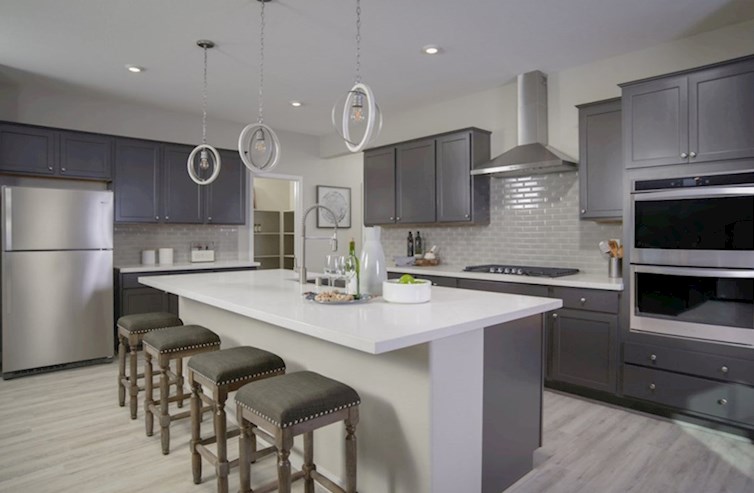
[[363, 147, 396, 225], [120, 287, 170, 316], [205, 150, 247, 225], [163, 144, 202, 224], [689, 58, 754, 163], [436, 132, 471, 222], [114, 139, 161, 223], [396, 139, 435, 224], [549, 308, 617, 393], [0, 124, 57, 175], [623, 75, 688, 168], [59, 131, 113, 180], [578, 99, 622, 220]]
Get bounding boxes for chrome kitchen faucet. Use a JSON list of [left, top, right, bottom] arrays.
[[299, 204, 338, 286]]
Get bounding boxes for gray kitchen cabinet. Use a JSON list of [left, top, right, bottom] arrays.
[[577, 98, 622, 220], [436, 130, 491, 224], [387, 272, 458, 288], [396, 138, 436, 224], [163, 144, 203, 224], [363, 128, 491, 226], [457, 278, 548, 297], [205, 149, 247, 225], [121, 287, 174, 316], [549, 308, 618, 393], [621, 55, 754, 169], [364, 147, 396, 225], [0, 123, 113, 180], [114, 138, 161, 223]]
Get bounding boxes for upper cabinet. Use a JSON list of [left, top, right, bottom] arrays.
[[114, 138, 246, 225], [0, 122, 112, 180], [363, 128, 490, 226], [577, 98, 623, 221], [621, 56, 754, 169]]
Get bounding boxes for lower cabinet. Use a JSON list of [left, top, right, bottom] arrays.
[[549, 308, 618, 393], [388, 272, 458, 288]]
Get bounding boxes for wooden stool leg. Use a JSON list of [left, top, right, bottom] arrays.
[[276, 431, 294, 493], [144, 352, 154, 436], [238, 405, 251, 493], [128, 342, 139, 419], [176, 357, 185, 408], [117, 335, 126, 407], [159, 359, 171, 454], [214, 394, 229, 493], [190, 380, 202, 484], [303, 431, 315, 493], [345, 408, 359, 493]]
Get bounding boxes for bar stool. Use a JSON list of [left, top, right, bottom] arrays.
[[143, 324, 221, 455], [188, 346, 286, 493], [117, 312, 183, 419], [236, 371, 361, 493]]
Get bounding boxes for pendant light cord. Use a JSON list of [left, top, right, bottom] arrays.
[[355, 0, 361, 84], [201, 45, 208, 145], [258, 0, 266, 124]]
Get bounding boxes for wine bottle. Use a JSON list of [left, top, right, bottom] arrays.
[[415, 231, 423, 257], [348, 238, 360, 297], [407, 231, 414, 256]]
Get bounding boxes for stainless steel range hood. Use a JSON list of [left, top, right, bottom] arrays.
[[471, 71, 577, 177]]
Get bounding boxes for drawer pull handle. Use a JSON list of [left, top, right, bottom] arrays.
[[718, 398, 728, 406], [579, 297, 586, 304], [649, 354, 657, 362], [649, 383, 656, 391], [721, 366, 729, 374]]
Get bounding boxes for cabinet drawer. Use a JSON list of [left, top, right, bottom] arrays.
[[551, 287, 618, 313], [457, 279, 548, 297], [388, 272, 457, 288], [623, 365, 754, 426], [624, 342, 754, 386]]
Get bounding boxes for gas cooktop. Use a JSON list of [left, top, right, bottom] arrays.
[[464, 264, 580, 278]]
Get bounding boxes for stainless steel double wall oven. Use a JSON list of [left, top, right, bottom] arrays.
[[629, 171, 754, 347]]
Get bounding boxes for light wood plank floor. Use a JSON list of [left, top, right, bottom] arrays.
[[0, 361, 752, 493]]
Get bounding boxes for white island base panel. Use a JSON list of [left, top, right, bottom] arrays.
[[179, 298, 543, 493]]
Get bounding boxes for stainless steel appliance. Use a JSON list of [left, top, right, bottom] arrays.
[[464, 264, 579, 277], [629, 171, 754, 347], [1, 186, 114, 378]]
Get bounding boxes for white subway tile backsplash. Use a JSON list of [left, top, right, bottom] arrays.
[[381, 171, 622, 275]]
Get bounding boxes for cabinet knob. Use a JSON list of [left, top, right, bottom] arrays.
[[581, 209, 586, 214], [48, 166, 54, 171], [649, 383, 656, 391], [721, 366, 729, 374], [718, 398, 728, 406], [155, 216, 159, 220], [396, 216, 401, 221], [208, 216, 212, 221], [165, 216, 169, 221], [389, 216, 394, 221], [552, 313, 558, 319], [61, 167, 66, 172], [650, 354, 657, 362], [689, 151, 697, 158], [432, 282, 438, 286], [579, 297, 586, 304], [465, 214, 470, 219], [681, 152, 688, 158]]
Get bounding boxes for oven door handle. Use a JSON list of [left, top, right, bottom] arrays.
[[632, 264, 754, 278], [632, 186, 754, 201]]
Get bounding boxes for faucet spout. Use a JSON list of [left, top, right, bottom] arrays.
[[299, 204, 339, 285]]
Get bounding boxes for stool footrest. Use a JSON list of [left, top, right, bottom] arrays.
[[198, 427, 241, 447], [253, 471, 307, 493], [312, 470, 347, 493]]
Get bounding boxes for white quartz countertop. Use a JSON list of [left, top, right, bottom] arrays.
[[387, 264, 624, 291], [116, 260, 260, 273], [138, 269, 562, 354]]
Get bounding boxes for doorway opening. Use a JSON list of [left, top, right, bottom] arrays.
[[251, 174, 302, 270]]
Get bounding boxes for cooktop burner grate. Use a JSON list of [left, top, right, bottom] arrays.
[[463, 264, 580, 278]]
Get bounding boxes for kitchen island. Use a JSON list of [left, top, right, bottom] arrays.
[[140, 269, 562, 493]]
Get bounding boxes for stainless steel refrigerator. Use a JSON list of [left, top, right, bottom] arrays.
[[1, 186, 114, 378]]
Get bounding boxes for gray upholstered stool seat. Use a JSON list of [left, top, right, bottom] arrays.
[[116, 312, 183, 419], [188, 346, 286, 493], [142, 325, 220, 455], [236, 371, 361, 493]]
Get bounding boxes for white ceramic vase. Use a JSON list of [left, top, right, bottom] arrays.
[[360, 226, 387, 296]]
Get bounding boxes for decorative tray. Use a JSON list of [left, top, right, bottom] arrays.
[[414, 258, 440, 266], [304, 292, 374, 305]]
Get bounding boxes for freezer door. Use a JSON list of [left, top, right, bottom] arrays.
[[2, 250, 113, 373], [2, 187, 113, 251]]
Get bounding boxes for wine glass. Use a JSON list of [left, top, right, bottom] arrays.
[[341, 256, 357, 294], [324, 254, 339, 288]]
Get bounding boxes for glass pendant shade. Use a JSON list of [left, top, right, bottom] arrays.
[[238, 122, 280, 173], [332, 82, 382, 153], [187, 144, 221, 185]]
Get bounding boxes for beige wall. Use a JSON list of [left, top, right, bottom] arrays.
[[253, 177, 292, 212]]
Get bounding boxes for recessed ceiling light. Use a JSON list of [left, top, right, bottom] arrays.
[[125, 65, 145, 73], [290, 100, 303, 107], [422, 45, 441, 55]]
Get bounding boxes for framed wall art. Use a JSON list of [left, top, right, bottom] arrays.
[[316, 185, 351, 228]]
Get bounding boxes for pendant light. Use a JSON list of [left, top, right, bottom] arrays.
[[331, 0, 382, 153], [238, 0, 281, 173], [187, 40, 222, 185]]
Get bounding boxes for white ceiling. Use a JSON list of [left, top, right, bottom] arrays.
[[1, 0, 753, 136]]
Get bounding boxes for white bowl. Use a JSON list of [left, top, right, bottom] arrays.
[[382, 279, 432, 304]]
